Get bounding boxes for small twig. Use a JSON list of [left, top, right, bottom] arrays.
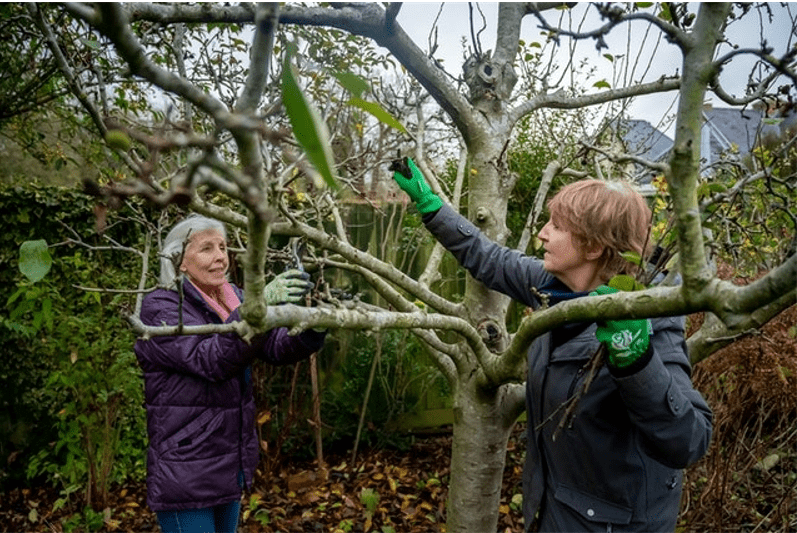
[[73, 285, 157, 294], [706, 328, 760, 344], [536, 345, 607, 441], [352, 332, 381, 465], [528, 286, 551, 309], [309, 352, 327, 480]]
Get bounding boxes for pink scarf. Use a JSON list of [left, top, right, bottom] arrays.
[[189, 279, 241, 321]]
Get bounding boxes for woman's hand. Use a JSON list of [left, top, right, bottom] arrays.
[[590, 284, 652, 369], [390, 157, 443, 215], [263, 269, 313, 305]]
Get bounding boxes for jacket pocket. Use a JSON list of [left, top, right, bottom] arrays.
[[159, 409, 223, 458], [555, 483, 633, 526]]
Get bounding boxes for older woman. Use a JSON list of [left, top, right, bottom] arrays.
[[134, 215, 325, 533], [392, 159, 712, 532]]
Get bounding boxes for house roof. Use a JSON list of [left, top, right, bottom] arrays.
[[701, 107, 770, 165], [621, 119, 673, 163], [621, 106, 790, 173]]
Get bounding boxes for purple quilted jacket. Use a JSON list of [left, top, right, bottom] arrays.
[[134, 280, 325, 511]]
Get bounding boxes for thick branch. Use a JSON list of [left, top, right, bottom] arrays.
[[124, 3, 255, 24], [277, 3, 477, 141], [499, 286, 686, 381], [688, 292, 796, 364], [666, 3, 730, 296], [129, 303, 482, 352], [236, 3, 279, 114], [510, 77, 680, 124], [720, 253, 797, 321], [499, 249, 795, 378], [294, 222, 464, 317], [492, 3, 526, 65]]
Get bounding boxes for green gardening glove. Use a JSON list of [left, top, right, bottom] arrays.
[[263, 269, 313, 305], [590, 284, 652, 369], [390, 157, 443, 215]]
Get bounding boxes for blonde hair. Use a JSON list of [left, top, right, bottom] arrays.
[[547, 179, 651, 282]]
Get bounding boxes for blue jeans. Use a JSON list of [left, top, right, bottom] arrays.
[[156, 499, 240, 533]]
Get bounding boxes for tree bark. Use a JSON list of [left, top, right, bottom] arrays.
[[446, 381, 523, 532]]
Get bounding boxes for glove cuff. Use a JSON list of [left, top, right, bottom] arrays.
[[416, 193, 443, 215], [607, 344, 654, 378]]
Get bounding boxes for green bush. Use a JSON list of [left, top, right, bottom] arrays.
[[0, 182, 148, 513], [320, 329, 449, 451]]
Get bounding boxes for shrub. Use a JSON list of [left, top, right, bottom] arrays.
[[0, 182, 148, 514]]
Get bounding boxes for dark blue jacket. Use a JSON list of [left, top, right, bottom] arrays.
[[134, 280, 325, 511], [425, 204, 712, 532]]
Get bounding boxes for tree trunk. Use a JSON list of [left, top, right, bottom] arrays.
[[446, 380, 518, 532]]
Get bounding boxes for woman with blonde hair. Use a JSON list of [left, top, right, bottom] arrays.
[[392, 160, 712, 532]]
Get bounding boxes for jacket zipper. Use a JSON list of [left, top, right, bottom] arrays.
[[238, 370, 246, 488]]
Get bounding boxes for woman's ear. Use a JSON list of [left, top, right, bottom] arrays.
[[584, 244, 605, 261]]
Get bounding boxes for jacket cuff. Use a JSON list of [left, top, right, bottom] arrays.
[[300, 328, 327, 351], [422, 209, 440, 224]]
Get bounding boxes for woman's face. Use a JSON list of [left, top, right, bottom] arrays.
[[180, 229, 229, 291], [538, 217, 602, 292]]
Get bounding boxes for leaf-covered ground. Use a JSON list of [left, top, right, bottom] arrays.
[[0, 431, 526, 533], [242, 432, 526, 533]]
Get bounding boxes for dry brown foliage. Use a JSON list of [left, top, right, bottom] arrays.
[[681, 303, 797, 532]]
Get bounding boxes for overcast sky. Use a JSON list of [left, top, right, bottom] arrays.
[[394, 2, 796, 137]]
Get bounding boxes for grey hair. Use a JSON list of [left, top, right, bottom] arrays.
[[159, 215, 227, 287]]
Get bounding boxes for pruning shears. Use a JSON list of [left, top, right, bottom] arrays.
[[287, 237, 306, 273], [389, 155, 412, 180]]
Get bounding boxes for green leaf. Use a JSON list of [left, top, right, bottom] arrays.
[[608, 274, 646, 292], [332, 71, 370, 98], [6, 286, 27, 307], [658, 3, 673, 21], [281, 45, 337, 189], [593, 79, 611, 89], [19, 240, 52, 283], [620, 251, 644, 267], [42, 297, 53, 332], [603, 54, 614, 62], [347, 98, 407, 134], [79, 38, 101, 50]]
